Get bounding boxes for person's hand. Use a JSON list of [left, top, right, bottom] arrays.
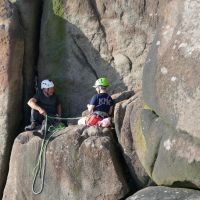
[[98, 117, 111, 128], [38, 108, 46, 116]]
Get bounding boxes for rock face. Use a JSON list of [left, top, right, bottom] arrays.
[[3, 126, 129, 200], [13, 0, 42, 123], [139, 0, 200, 189], [3, 0, 200, 199], [114, 91, 152, 189], [37, 0, 159, 116], [126, 186, 200, 200], [0, 0, 24, 197], [143, 0, 200, 139], [134, 108, 200, 188]]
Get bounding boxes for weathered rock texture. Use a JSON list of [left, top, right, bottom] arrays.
[[126, 186, 200, 200], [143, 0, 200, 139], [12, 0, 42, 123], [140, 0, 200, 189], [3, 126, 129, 200], [3, 0, 200, 198], [38, 0, 159, 116], [134, 108, 200, 188], [114, 92, 152, 188], [0, 0, 24, 197]]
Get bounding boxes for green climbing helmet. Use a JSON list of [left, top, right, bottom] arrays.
[[93, 77, 110, 88]]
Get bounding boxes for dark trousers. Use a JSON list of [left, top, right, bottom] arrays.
[[30, 109, 45, 125], [30, 109, 60, 126]]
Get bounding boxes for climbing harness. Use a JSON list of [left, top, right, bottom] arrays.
[[86, 114, 103, 126], [31, 114, 81, 195]]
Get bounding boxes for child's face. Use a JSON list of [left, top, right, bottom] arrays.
[[96, 87, 100, 93]]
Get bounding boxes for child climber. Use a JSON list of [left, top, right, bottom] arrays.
[[78, 77, 114, 127]]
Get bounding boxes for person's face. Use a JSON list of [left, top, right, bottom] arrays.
[[44, 87, 55, 96], [96, 86, 100, 93]]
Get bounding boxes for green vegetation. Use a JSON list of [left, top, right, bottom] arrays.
[[53, 0, 65, 17], [135, 117, 147, 168]]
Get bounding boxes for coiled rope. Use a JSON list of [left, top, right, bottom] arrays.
[[32, 115, 81, 195]]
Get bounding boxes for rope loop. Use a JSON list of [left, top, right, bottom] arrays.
[[32, 115, 68, 195]]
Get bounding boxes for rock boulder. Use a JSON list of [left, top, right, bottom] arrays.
[[3, 126, 129, 200]]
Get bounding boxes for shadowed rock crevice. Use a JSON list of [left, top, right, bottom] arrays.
[[150, 133, 162, 176], [171, 181, 198, 189], [139, 0, 146, 16], [71, 35, 99, 79], [12, 0, 44, 126], [122, 54, 133, 72], [114, 92, 153, 190], [89, 0, 107, 39]]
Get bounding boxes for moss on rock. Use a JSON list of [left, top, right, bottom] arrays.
[[52, 0, 65, 17], [134, 116, 147, 169]]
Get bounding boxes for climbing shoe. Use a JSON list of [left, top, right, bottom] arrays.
[[37, 120, 46, 135], [24, 122, 37, 131]]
